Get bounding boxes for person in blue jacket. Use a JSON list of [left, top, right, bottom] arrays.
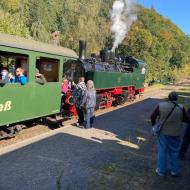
[[15, 67, 28, 85]]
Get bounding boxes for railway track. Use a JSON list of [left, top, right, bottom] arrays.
[[0, 84, 186, 148]]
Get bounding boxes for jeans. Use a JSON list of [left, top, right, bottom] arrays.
[[157, 134, 180, 175], [76, 107, 85, 124], [85, 107, 94, 128]]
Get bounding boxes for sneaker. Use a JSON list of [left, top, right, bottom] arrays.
[[78, 124, 84, 128], [170, 172, 179, 177], [73, 122, 79, 127], [155, 168, 165, 177]]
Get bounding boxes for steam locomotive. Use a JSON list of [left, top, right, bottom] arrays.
[[62, 40, 146, 116]]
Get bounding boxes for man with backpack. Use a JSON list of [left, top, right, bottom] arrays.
[[73, 77, 86, 127]]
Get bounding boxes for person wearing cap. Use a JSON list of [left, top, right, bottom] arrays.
[[179, 108, 190, 160], [150, 91, 190, 177], [35, 68, 46, 85]]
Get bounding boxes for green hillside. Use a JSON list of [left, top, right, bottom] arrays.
[[0, 0, 190, 84], [120, 5, 190, 83]]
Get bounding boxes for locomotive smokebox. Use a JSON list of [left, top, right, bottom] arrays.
[[79, 40, 86, 59], [100, 48, 109, 62], [100, 48, 115, 62]]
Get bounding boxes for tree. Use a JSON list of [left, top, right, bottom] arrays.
[[23, 0, 57, 42], [0, 0, 20, 12], [0, 10, 29, 37]]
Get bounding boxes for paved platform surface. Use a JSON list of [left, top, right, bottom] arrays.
[[0, 96, 189, 190]]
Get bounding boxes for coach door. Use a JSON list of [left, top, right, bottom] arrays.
[[32, 56, 61, 116]]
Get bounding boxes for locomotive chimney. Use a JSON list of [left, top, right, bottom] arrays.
[[110, 51, 115, 60], [79, 40, 86, 59]]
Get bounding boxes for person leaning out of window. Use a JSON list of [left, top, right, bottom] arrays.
[[35, 68, 46, 85], [15, 67, 28, 85], [0, 67, 15, 85]]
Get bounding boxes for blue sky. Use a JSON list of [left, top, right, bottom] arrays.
[[137, 0, 190, 35]]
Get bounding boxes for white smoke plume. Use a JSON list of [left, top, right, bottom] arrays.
[[110, 0, 137, 51]]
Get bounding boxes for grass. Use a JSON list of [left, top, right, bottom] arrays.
[[92, 150, 190, 190], [145, 83, 166, 92], [176, 87, 190, 109]]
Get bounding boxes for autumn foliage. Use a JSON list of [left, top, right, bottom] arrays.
[[0, 1, 190, 84]]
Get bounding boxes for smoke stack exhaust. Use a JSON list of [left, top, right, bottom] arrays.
[[79, 40, 86, 59], [110, 0, 137, 51]]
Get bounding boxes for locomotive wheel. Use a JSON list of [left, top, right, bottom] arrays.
[[116, 95, 125, 105], [128, 94, 135, 102], [67, 96, 74, 105], [121, 91, 128, 102]]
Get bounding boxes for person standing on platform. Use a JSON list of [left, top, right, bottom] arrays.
[[81, 80, 96, 129], [73, 77, 86, 127]]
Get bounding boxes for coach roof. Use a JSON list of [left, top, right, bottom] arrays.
[[0, 33, 78, 58]]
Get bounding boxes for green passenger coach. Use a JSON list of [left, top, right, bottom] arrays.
[[0, 33, 78, 137]]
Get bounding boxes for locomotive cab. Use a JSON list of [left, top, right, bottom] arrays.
[[63, 59, 85, 83]]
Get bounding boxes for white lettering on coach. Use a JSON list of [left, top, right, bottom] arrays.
[[0, 101, 12, 112]]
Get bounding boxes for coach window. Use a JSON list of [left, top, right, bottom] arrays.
[[36, 57, 59, 82], [0, 51, 28, 84]]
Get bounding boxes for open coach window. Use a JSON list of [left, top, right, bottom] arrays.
[[36, 57, 59, 82], [63, 60, 84, 83], [0, 51, 28, 85]]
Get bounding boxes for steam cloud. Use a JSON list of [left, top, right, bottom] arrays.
[[110, 0, 137, 51]]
